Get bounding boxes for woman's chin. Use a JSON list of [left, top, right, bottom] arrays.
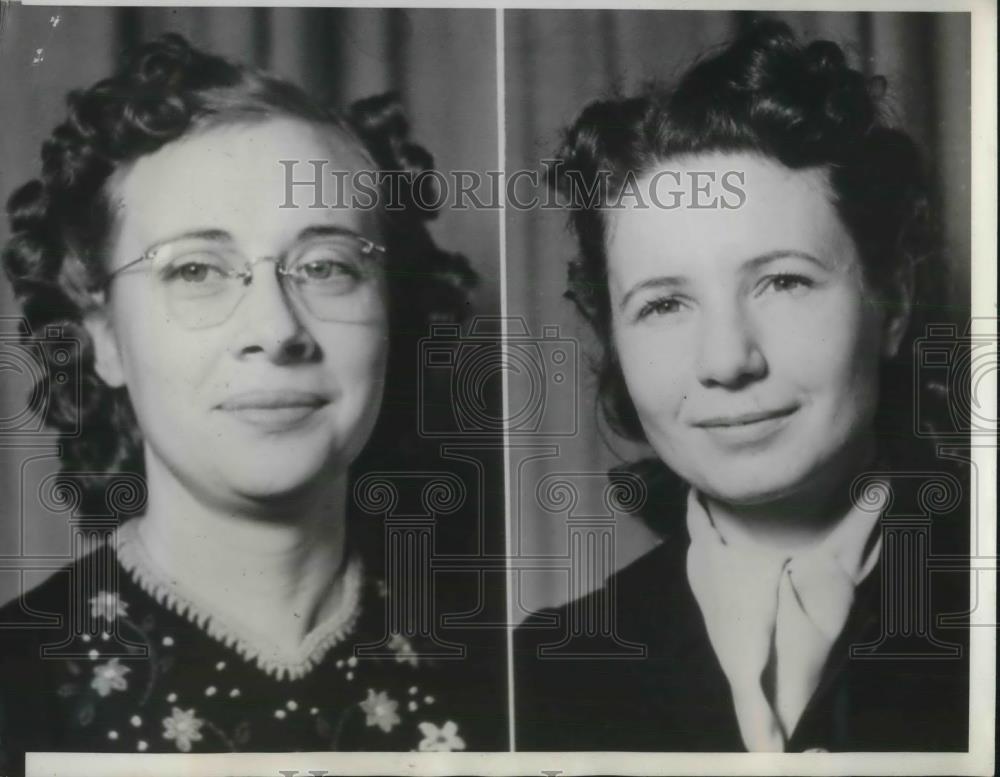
[[682, 462, 820, 509], [211, 458, 346, 504]]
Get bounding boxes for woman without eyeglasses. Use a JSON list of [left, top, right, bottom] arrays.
[[0, 34, 496, 766], [515, 21, 969, 753]]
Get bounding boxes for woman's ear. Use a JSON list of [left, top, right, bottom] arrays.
[[882, 262, 915, 360], [83, 300, 126, 388]]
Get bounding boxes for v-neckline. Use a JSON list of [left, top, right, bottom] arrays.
[[113, 519, 365, 681]]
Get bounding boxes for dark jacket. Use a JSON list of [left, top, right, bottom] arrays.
[[514, 459, 970, 752]]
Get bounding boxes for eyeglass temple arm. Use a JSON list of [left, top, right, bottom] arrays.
[[103, 251, 154, 285], [360, 237, 386, 254]]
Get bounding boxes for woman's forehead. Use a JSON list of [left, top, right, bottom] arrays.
[[606, 153, 850, 282], [107, 118, 379, 256]]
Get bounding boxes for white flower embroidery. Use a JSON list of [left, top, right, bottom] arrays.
[[417, 720, 465, 751], [388, 633, 419, 666], [91, 658, 131, 697], [89, 591, 128, 622], [162, 707, 204, 752], [360, 689, 401, 733]]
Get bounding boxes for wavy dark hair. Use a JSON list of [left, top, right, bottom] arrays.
[[2, 33, 476, 518], [552, 20, 957, 481]]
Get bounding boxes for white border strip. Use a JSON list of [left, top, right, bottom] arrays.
[[495, 4, 517, 756], [24, 751, 996, 776], [967, 0, 998, 767]]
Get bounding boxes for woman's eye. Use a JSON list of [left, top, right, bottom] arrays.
[[294, 258, 360, 282], [764, 274, 813, 294], [162, 258, 228, 284], [635, 297, 683, 321]]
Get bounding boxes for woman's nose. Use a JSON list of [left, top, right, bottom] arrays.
[[232, 262, 318, 363], [694, 304, 767, 388]]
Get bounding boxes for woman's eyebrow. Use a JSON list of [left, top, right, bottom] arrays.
[[295, 225, 364, 241], [150, 228, 233, 251], [743, 249, 830, 271], [148, 226, 364, 254]]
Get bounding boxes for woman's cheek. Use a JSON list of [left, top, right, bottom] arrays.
[[778, 290, 871, 398], [321, 324, 389, 419], [616, 328, 685, 433]]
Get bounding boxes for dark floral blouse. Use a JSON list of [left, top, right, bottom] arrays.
[[0, 522, 500, 775]]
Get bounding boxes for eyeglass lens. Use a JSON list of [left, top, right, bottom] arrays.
[[148, 237, 383, 329]]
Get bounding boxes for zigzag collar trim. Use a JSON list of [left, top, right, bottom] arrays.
[[112, 519, 364, 681]]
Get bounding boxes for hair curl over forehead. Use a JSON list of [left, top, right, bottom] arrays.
[[551, 20, 949, 455], [3, 34, 476, 513]]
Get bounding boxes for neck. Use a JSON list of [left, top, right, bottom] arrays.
[[132, 449, 350, 647], [703, 437, 876, 553]]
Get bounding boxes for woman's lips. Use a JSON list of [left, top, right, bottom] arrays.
[[691, 406, 799, 446], [216, 391, 329, 431], [693, 406, 799, 428]]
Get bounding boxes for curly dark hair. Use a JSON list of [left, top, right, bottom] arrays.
[[551, 19, 955, 471], [2, 33, 476, 517]]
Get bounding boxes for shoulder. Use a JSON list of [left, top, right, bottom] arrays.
[[0, 544, 119, 658], [514, 536, 684, 653], [864, 455, 971, 560], [0, 543, 121, 681], [0, 562, 74, 636], [518, 458, 690, 639], [515, 458, 690, 645], [346, 568, 509, 751], [512, 533, 693, 750], [0, 551, 113, 773]]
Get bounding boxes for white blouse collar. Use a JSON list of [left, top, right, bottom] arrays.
[[685, 485, 886, 750]]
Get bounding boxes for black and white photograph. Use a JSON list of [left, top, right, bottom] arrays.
[[508, 9, 975, 754], [0, 4, 509, 773], [0, 2, 995, 777]]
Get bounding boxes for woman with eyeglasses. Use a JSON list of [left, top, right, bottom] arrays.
[[0, 35, 496, 767], [514, 21, 969, 753]]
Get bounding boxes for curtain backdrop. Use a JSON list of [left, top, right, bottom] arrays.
[[504, 10, 971, 615], [0, 6, 498, 607]]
